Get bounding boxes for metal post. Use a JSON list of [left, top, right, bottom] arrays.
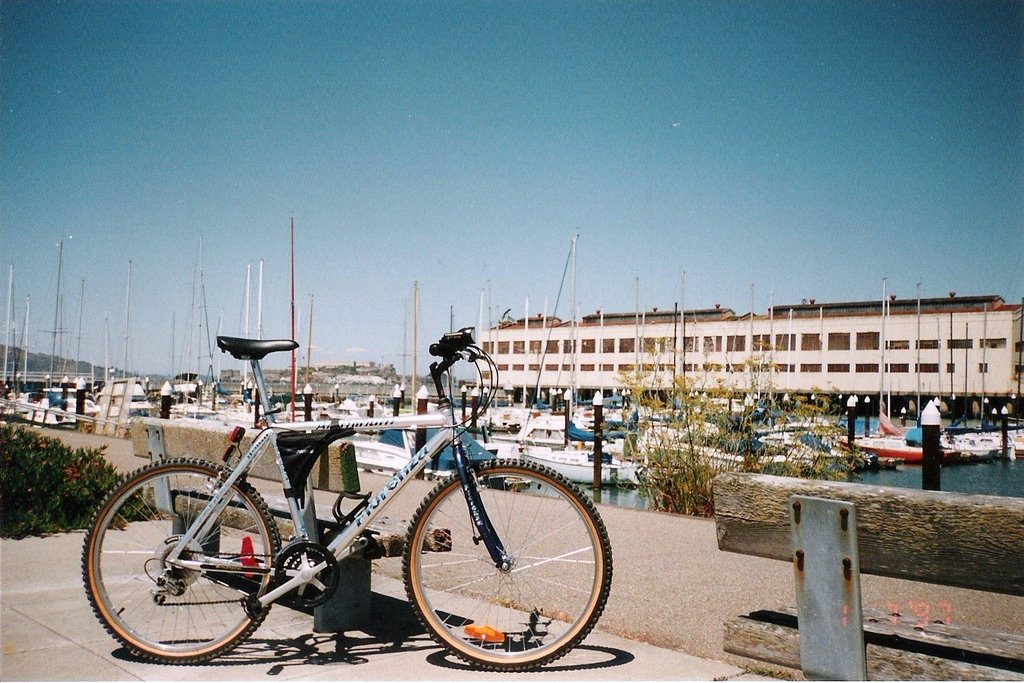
[[1002, 407, 1010, 460], [471, 386, 479, 431], [563, 388, 571, 448], [592, 391, 604, 497], [846, 395, 858, 449], [303, 383, 313, 422], [367, 394, 375, 418], [862, 396, 871, 436], [253, 387, 261, 427], [922, 401, 941, 491], [415, 385, 428, 454], [160, 381, 172, 420], [461, 384, 467, 422]]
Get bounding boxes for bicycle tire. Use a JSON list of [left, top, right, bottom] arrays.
[[403, 459, 612, 671], [82, 458, 281, 663]]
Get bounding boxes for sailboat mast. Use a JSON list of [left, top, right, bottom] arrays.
[[243, 264, 251, 386], [290, 218, 296, 421], [880, 278, 887, 414], [412, 281, 419, 404], [257, 259, 264, 340], [50, 239, 64, 377], [21, 296, 30, 391], [123, 260, 132, 378], [3, 265, 12, 384], [75, 278, 84, 378], [305, 294, 313, 386]]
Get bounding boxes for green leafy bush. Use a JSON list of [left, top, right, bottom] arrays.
[[0, 425, 121, 538]]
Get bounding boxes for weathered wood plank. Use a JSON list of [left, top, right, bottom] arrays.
[[725, 610, 1024, 681], [713, 472, 1024, 596]]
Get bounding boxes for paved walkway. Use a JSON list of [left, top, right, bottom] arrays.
[[6, 426, 1023, 680]]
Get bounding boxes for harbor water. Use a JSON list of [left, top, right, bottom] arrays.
[[856, 458, 1024, 498], [586, 458, 1024, 512]]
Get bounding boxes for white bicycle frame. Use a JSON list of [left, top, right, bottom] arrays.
[[163, 353, 459, 609]]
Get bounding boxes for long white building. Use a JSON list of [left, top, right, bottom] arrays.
[[481, 294, 1024, 417]]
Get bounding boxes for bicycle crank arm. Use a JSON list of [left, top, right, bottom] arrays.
[[257, 559, 330, 607]]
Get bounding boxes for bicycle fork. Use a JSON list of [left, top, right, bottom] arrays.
[[452, 437, 512, 571]]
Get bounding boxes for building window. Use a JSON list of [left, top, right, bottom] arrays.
[[947, 338, 973, 349], [753, 334, 771, 351], [917, 339, 939, 350], [581, 338, 596, 354], [946, 362, 956, 373], [619, 338, 635, 354], [855, 363, 879, 373], [856, 332, 880, 350], [643, 338, 658, 354], [562, 339, 575, 354], [886, 340, 910, 350], [978, 362, 989, 373], [580, 364, 595, 371], [916, 363, 939, 373], [496, 364, 508, 371], [528, 364, 540, 371], [983, 338, 1007, 349], [512, 364, 524, 371], [683, 336, 697, 352], [888, 363, 910, 373], [544, 364, 559, 371], [529, 340, 542, 354], [704, 336, 722, 353], [800, 363, 822, 372], [602, 338, 615, 353], [775, 334, 795, 351], [828, 333, 850, 350], [546, 340, 559, 353], [600, 364, 615, 371], [619, 364, 635, 372], [727, 335, 746, 352], [801, 334, 822, 351], [513, 341, 525, 354], [497, 341, 509, 354], [827, 363, 850, 373]]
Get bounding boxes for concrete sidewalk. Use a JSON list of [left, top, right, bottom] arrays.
[[1, 532, 761, 681]]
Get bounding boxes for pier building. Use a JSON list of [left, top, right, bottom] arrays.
[[481, 294, 1024, 417]]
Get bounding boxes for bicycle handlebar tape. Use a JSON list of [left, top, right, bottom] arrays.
[[340, 443, 361, 494]]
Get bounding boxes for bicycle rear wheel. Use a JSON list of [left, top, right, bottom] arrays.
[[403, 459, 612, 671], [82, 458, 281, 663]]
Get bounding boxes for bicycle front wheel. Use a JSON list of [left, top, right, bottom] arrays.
[[82, 458, 281, 663], [403, 460, 612, 671]]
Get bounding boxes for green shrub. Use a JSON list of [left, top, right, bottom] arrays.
[[0, 425, 121, 538]]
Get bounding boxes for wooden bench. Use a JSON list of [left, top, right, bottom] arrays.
[[713, 472, 1024, 680]]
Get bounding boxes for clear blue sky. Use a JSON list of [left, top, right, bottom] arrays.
[[2, 0, 1022, 378]]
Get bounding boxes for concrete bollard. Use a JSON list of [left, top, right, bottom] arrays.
[[862, 396, 871, 436], [922, 401, 941, 491], [461, 384, 467, 422], [392, 384, 401, 417], [592, 391, 604, 496], [367, 394, 375, 418], [303, 383, 313, 422], [160, 381, 172, 420], [253, 387, 261, 427]]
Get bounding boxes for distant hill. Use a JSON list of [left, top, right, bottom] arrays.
[[0, 345, 108, 380]]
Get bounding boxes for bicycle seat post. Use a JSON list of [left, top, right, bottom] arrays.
[[249, 357, 276, 425]]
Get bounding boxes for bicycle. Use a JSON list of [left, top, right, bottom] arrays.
[[82, 327, 612, 671]]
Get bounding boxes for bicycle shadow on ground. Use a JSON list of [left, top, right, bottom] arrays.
[[111, 591, 635, 675]]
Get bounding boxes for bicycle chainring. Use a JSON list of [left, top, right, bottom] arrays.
[[273, 540, 339, 608]]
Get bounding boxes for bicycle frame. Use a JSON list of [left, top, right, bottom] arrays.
[[163, 351, 497, 610]]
